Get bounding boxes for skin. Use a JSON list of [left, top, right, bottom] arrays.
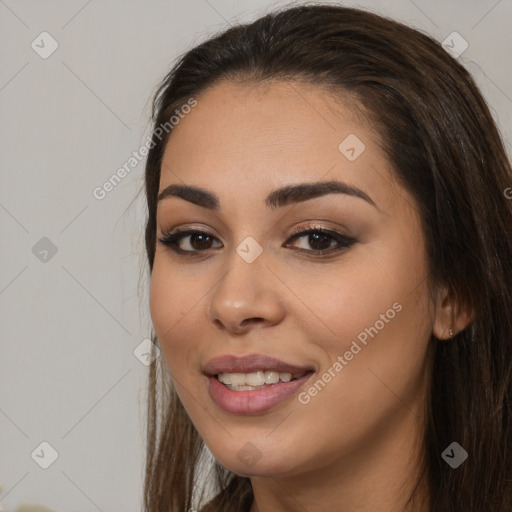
[[149, 80, 472, 512]]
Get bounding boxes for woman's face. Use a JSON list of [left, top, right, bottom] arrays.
[[150, 80, 437, 480]]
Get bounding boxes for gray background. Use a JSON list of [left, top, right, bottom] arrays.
[[0, 0, 510, 511]]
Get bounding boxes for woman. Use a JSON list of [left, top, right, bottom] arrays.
[[142, 4, 512, 511]]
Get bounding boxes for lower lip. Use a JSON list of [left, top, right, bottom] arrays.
[[207, 372, 314, 414]]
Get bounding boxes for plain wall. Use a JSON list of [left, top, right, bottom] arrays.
[[0, 0, 510, 510]]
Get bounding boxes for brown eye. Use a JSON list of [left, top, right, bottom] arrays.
[[285, 227, 356, 255], [188, 233, 214, 251], [304, 232, 336, 251], [158, 226, 356, 257], [158, 229, 222, 253]]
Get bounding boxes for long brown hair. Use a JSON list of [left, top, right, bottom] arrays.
[[142, 4, 512, 511]]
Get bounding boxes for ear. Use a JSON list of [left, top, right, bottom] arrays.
[[432, 285, 474, 339]]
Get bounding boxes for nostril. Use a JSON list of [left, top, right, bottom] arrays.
[[241, 317, 264, 326]]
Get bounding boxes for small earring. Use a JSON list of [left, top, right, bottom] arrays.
[[449, 326, 454, 337]]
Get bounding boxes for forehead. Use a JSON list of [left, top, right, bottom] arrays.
[[159, 80, 396, 214]]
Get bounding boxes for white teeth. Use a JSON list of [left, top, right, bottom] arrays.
[[217, 373, 232, 385], [246, 370, 266, 386], [217, 370, 302, 388], [229, 373, 248, 386], [265, 371, 280, 384]]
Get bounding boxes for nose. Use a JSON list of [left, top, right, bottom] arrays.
[[206, 249, 286, 335]]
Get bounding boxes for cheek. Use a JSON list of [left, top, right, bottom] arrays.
[[301, 234, 433, 393], [149, 260, 177, 336], [306, 244, 433, 418], [149, 257, 203, 372], [290, 244, 426, 349]]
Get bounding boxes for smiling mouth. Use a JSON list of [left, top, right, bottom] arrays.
[[216, 370, 313, 391]]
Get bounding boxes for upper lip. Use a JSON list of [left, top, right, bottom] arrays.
[[203, 354, 315, 376]]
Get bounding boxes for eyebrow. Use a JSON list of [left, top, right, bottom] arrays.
[[157, 180, 377, 210]]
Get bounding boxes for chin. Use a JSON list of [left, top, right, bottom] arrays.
[[206, 438, 305, 478]]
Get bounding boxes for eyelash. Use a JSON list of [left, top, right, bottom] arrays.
[[157, 226, 357, 257]]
